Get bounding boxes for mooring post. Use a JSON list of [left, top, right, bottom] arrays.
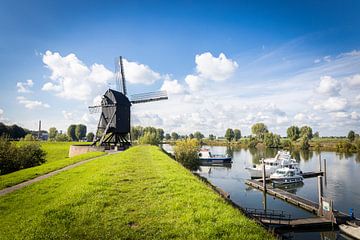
[[323, 159, 327, 178], [262, 162, 266, 193], [318, 153, 322, 172], [317, 176, 323, 216]]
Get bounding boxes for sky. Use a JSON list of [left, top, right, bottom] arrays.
[[0, 0, 360, 136]]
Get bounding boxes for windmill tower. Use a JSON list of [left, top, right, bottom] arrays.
[[88, 56, 168, 148]]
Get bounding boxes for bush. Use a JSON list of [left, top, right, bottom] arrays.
[[23, 133, 36, 141], [174, 139, 200, 170], [139, 132, 159, 145], [336, 140, 356, 152], [55, 133, 70, 142], [0, 137, 46, 175]]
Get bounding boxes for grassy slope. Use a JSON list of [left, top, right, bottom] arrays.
[[1, 141, 103, 189], [0, 145, 273, 240]]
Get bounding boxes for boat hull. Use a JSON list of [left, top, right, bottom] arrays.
[[339, 224, 360, 240], [271, 176, 303, 185], [199, 157, 232, 164]]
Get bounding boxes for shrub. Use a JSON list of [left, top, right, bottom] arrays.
[[23, 133, 36, 141], [55, 133, 70, 142], [174, 139, 200, 170], [0, 137, 46, 175], [139, 132, 159, 145]]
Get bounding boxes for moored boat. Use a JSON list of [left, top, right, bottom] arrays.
[[198, 149, 232, 164], [270, 167, 304, 185], [339, 224, 360, 239]]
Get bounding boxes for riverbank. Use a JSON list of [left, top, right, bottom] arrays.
[[0, 145, 274, 239]]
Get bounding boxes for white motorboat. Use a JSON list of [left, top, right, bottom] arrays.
[[270, 167, 304, 185], [339, 223, 360, 239], [245, 150, 299, 178], [198, 149, 232, 164]]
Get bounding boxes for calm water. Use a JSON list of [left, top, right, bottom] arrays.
[[162, 145, 360, 240]]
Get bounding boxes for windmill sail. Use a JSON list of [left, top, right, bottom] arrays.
[[130, 90, 168, 104], [115, 56, 127, 95]]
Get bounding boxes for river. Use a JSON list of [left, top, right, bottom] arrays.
[[162, 144, 360, 240]]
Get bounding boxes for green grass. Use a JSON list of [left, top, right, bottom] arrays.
[[0, 145, 273, 240], [0, 151, 106, 189]]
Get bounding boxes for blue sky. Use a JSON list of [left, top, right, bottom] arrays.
[[1, 0, 360, 136]]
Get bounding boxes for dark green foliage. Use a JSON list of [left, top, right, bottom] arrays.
[[251, 123, 268, 141], [23, 134, 35, 141], [131, 126, 165, 142], [86, 132, 94, 142], [264, 132, 281, 148], [287, 125, 300, 141], [67, 125, 77, 141], [174, 139, 200, 170], [75, 124, 87, 141], [171, 132, 179, 140], [0, 122, 29, 139], [193, 131, 204, 140], [336, 140, 356, 152], [164, 133, 171, 140], [0, 137, 46, 175], [313, 131, 320, 138], [156, 128, 164, 142], [225, 128, 235, 142], [208, 134, 215, 141], [130, 126, 144, 140], [282, 139, 292, 149], [300, 126, 313, 139], [189, 133, 194, 139], [234, 129, 241, 141], [299, 136, 310, 150], [348, 130, 355, 142]]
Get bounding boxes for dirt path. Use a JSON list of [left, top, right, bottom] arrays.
[[0, 153, 109, 197]]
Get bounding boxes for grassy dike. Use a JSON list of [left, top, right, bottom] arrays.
[[0, 145, 274, 240]]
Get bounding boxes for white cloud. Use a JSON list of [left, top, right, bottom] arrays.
[[92, 95, 102, 105], [16, 79, 34, 93], [42, 50, 114, 101], [17, 96, 50, 109], [0, 108, 9, 123], [339, 49, 360, 57], [316, 76, 341, 96], [185, 74, 205, 91], [314, 97, 348, 112], [160, 76, 185, 94], [346, 74, 360, 87], [351, 111, 360, 120], [330, 111, 349, 119], [195, 52, 238, 81], [123, 58, 161, 85], [62, 110, 74, 120]]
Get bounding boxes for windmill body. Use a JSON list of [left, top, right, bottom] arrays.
[[89, 56, 168, 149]]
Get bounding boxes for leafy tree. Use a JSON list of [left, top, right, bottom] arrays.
[[75, 124, 87, 141], [156, 128, 164, 142], [139, 132, 159, 145], [189, 133, 194, 139], [165, 133, 171, 140], [171, 132, 179, 140], [55, 133, 70, 142], [86, 132, 95, 142], [49, 127, 58, 140], [286, 126, 300, 141], [348, 130, 355, 142], [174, 139, 200, 170], [67, 125, 77, 141], [23, 134, 35, 141], [251, 123, 268, 141], [313, 131, 320, 138], [300, 126, 313, 139], [234, 129, 241, 141], [208, 134, 215, 141], [193, 131, 204, 140], [225, 128, 235, 142], [264, 132, 281, 148], [299, 136, 310, 150], [131, 126, 144, 140]]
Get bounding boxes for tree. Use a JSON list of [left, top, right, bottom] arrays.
[[55, 133, 70, 142], [67, 125, 77, 141], [174, 139, 200, 170], [75, 124, 87, 141], [348, 130, 355, 142], [208, 134, 215, 141], [225, 128, 235, 142], [131, 126, 144, 141], [234, 129, 241, 141], [300, 136, 310, 150], [313, 131, 320, 138], [9, 124, 27, 139], [165, 133, 171, 140], [49, 127, 58, 140], [264, 132, 281, 148], [171, 132, 179, 140], [23, 134, 35, 141], [251, 123, 268, 141], [193, 131, 204, 140], [300, 126, 313, 139], [86, 132, 94, 142], [156, 128, 164, 142], [286, 126, 300, 141], [139, 132, 159, 145], [189, 133, 194, 139]]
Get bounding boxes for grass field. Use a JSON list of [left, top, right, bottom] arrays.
[[0, 145, 273, 240], [0, 141, 104, 190]]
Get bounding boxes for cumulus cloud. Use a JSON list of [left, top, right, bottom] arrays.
[[16, 79, 34, 93], [62, 110, 74, 120], [185, 52, 238, 91], [314, 97, 347, 112], [41, 50, 114, 101], [346, 74, 360, 87], [17, 96, 50, 109], [123, 59, 161, 85], [160, 76, 185, 94], [316, 76, 341, 96], [0, 108, 9, 123]]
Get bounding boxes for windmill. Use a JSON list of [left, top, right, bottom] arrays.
[[88, 56, 168, 148]]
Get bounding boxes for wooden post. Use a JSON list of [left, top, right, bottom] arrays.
[[262, 162, 266, 193], [323, 159, 327, 178], [318, 176, 323, 216], [318, 153, 322, 172]]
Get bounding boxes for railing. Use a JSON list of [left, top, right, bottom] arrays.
[[245, 208, 292, 225]]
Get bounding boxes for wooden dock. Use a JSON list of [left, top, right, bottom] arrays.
[[262, 217, 333, 230]]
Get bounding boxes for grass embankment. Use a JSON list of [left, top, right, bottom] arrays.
[[0, 145, 273, 240], [0, 142, 104, 190]]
